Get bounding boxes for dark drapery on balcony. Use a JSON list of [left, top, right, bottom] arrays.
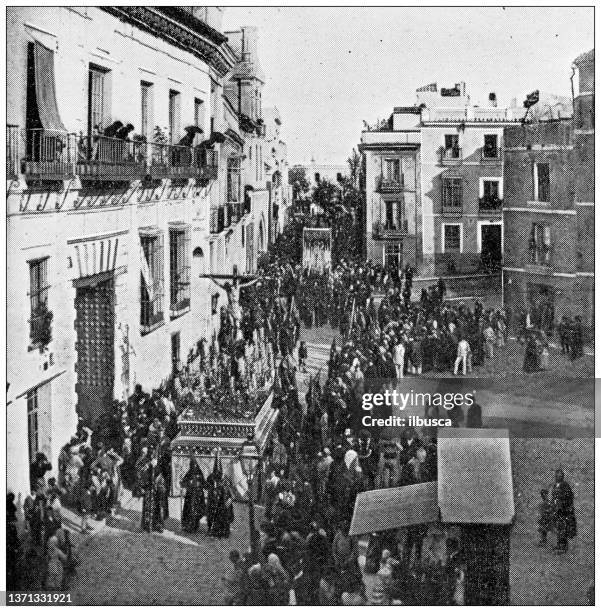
[[33, 40, 67, 132]]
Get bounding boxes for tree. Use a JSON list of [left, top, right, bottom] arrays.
[[289, 165, 311, 212]]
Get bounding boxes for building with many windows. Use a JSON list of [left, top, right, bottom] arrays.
[[6, 7, 286, 497], [502, 50, 594, 334], [360, 83, 519, 277]]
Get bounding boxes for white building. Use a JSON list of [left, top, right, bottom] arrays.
[[6, 7, 277, 497], [360, 83, 519, 276]]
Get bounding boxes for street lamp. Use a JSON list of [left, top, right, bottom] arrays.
[[240, 435, 261, 562]]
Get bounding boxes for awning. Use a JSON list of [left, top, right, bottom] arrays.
[[33, 40, 67, 132], [437, 428, 514, 525], [349, 481, 438, 536]]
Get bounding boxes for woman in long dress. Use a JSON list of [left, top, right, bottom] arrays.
[[180, 458, 206, 533]]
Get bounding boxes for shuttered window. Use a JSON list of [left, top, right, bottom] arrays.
[[169, 225, 191, 315]]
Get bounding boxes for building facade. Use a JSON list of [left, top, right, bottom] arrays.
[[503, 50, 594, 334], [360, 83, 519, 277], [6, 7, 287, 497], [263, 107, 291, 243]]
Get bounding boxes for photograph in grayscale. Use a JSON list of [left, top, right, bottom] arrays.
[[5, 5, 594, 606]]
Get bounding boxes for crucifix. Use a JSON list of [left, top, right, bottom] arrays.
[[199, 271, 259, 335]]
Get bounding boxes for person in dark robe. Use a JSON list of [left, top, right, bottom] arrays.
[[140, 457, 161, 532], [180, 457, 206, 533], [206, 452, 233, 537], [551, 469, 577, 553], [523, 333, 540, 372], [209, 477, 235, 538], [153, 471, 169, 533]]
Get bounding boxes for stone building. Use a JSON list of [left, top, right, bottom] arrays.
[[360, 83, 519, 276], [6, 7, 286, 496], [502, 50, 594, 334]]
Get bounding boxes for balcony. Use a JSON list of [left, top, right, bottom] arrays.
[[375, 175, 404, 193], [21, 128, 76, 180], [7, 125, 19, 180], [372, 220, 409, 240], [199, 148, 219, 181], [479, 195, 503, 214], [77, 134, 146, 180], [210, 206, 225, 234], [480, 147, 501, 163], [440, 147, 462, 165], [149, 142, 201, 179]]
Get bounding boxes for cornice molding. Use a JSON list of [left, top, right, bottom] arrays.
[[101, 6, 237, 77]]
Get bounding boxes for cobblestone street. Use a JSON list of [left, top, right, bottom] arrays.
[[61, 325, 593, 605], [68, 497, 261, 605]]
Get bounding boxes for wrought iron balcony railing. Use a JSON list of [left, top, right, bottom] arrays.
[[7, 124, 20, 180], [375, 175, 404, 193], [372, 220, 409, 239], [77, 133, 146, 180], [479, 195, 503, 213], [440, 147, 463, 164], [23, 128, 77, 180]]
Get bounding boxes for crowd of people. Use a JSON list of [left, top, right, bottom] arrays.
[[8, 247, 586, 598]]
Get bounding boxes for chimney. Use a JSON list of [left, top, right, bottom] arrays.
[[488, 92, 497, 107]]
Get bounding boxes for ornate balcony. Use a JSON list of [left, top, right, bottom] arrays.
[[7, 124, 19, 180], [479, 195, 503, 214], [372, 220, 408, 240], [77, 134, 146, 180], [440, 147, 463, 165], [375, 175, 404, 193], [148, 142, 200, 179], [22, 128, 76, 180]]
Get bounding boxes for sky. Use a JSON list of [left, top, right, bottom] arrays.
[[222, 7, 593, 166]]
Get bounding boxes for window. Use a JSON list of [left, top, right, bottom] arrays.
[[27, 388, 39, 468], [443, 224, 462, 253], [384, 243, 402, 268], [140, 232, 164, 333], [88, 65, 110, 134], [169, 225, 191, 315], [227, 157, 241, 202], [533, 162, 550, 202], [140, 81, 153, 141], [194, 97, 204, 129], [241, 225, 245, 247], [384, 158, 401, 181], [211, 293, 219, 315], [168, 89, 181, 143], [483, 134, 499, 158], [29, 257, 51, 347], [384, 200, 404, 230], [444, 134, 460, 158], [442, 177, 463, 211], [529, 223, 551, 265], [483, 180, 500, 199]]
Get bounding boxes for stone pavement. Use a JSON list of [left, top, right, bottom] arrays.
[[67, 493, 262, 605]]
